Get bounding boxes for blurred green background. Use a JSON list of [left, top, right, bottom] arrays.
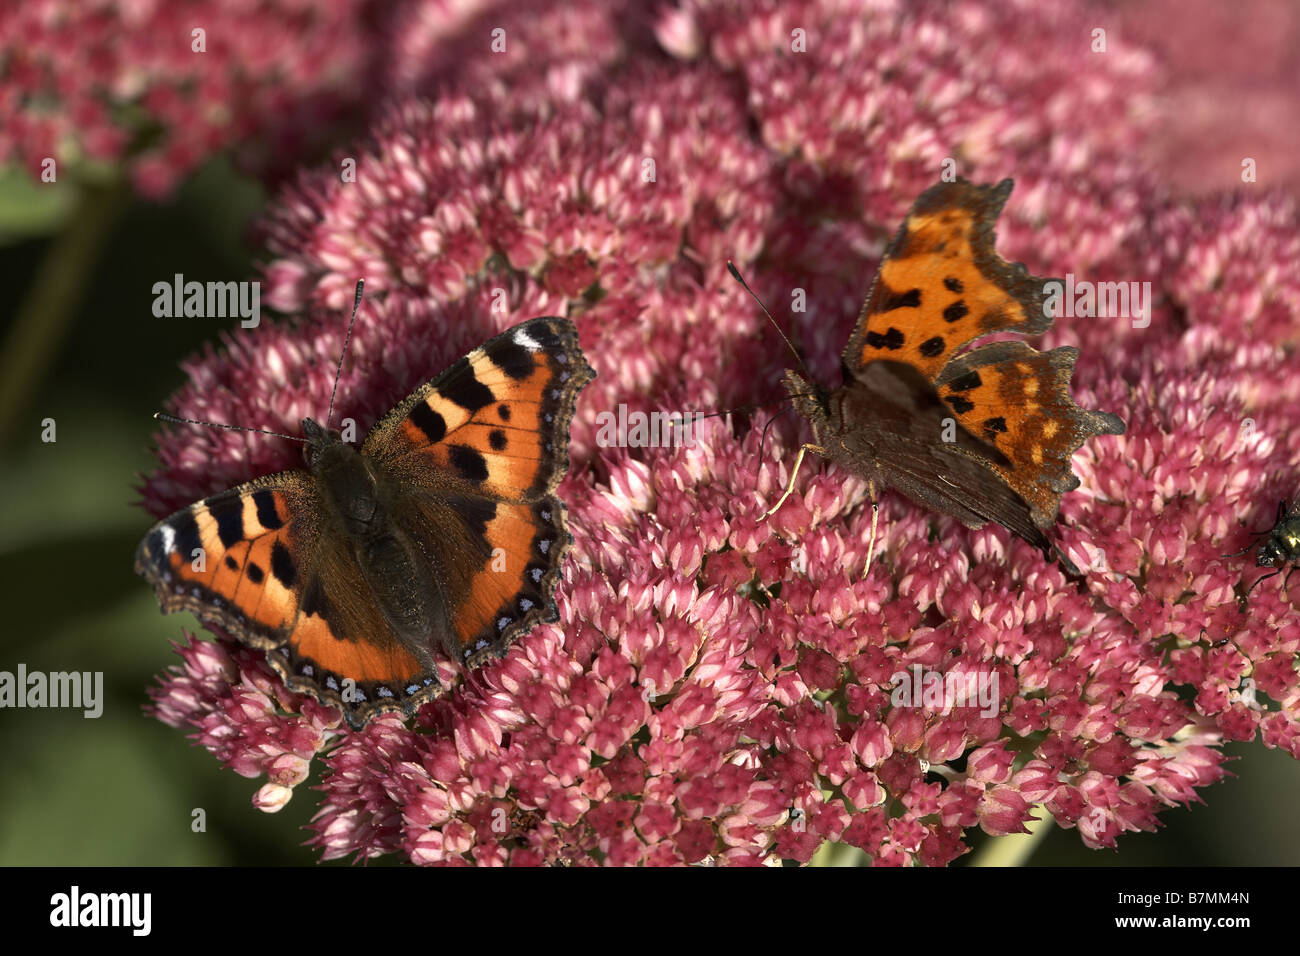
[[1, 160, 1297, 867]]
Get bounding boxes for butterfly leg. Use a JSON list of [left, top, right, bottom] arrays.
[[763, 443, 825, 518], [862, 485, 880, 579]]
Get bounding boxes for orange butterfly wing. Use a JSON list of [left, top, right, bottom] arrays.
[[787, 179, 1124, 566], [135, 474, 437, 719], [138, 316, 594, 728], [361, 316, 594, 669], [842, 178, 1123, 526]]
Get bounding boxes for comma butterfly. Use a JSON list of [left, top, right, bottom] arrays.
[[136, 282, 595, 728], [769, 178, 1125, 574]]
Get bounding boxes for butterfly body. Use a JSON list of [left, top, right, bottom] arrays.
[[298, 416, 445, 663], [781, 179, 1125, 570], [138, 316, 594, 728]]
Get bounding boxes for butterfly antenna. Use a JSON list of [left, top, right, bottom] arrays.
[[758, 405, 796, 462], [153, 412, 305, 443], [677, 396, 794, 425], [326, 279, 365, 430], [727, 261, 813, 379]]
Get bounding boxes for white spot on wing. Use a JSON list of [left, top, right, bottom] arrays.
[[159, 525, 176, 553], [514, 327, 542, 352]]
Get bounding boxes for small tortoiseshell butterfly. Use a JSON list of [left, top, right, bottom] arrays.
[[770, 178, 1125, 573], [136, 282, 594, 728]]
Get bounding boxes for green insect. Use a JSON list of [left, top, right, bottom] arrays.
[[1241, 499, 1300, 600]]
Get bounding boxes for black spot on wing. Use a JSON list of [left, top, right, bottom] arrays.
[[173, 511, 203, 557], [246, 562, 265, 584], [145, 527, 167, 561], [943, 301, 969, 323], [206, 495, 245, 549], [947, 395, 975, 415], [865, 328, 905, 350], [270, 539, 297, 588], [485, 338, 536, 381], [442, 358, 495, 412], [523, 320, 561, 350], [497, 403, 511, 422], [252, 489, 284, 530], [984, 417, 1008, 434], [409, 402, 447, 445], [919, 336, 945, 357], [449, 444, 489, 483], [879, 288, 922, 311], [944, 276, 964, 293], [302, 575, 329, 619], [448, 495, 497, 540], [947, 371, 983, 392], [224, 555, 239, 571], [489, 429, 507, 451]]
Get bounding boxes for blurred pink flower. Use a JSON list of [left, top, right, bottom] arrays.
[[0, 0, 374, 197], [142, 0, 1300, 864], [1110, 0, 1300, 197]]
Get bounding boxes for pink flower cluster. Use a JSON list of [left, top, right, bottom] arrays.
[[143, 0, 1300, 864], [0, 0, 373, 197]]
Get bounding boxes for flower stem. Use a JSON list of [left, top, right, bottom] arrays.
[[968, 804, 1053, 867], [0, 179, 125, 448]]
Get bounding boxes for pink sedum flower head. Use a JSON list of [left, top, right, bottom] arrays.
[[0, 0, 374, 197], [143, 0, 1300, 864]]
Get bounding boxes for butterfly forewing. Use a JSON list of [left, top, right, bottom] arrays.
[[136, 472, 320, 648]]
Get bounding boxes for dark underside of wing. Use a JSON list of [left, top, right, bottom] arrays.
[[829, 361, 1057, 560]]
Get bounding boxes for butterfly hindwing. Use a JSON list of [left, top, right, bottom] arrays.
[[387, 495, 571, 667], [785, 365, 1053, 557], [932, 341, 1123, 527]]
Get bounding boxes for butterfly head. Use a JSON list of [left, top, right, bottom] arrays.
[[782, 369, 832, 423], [301, 417, 349, 469]]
